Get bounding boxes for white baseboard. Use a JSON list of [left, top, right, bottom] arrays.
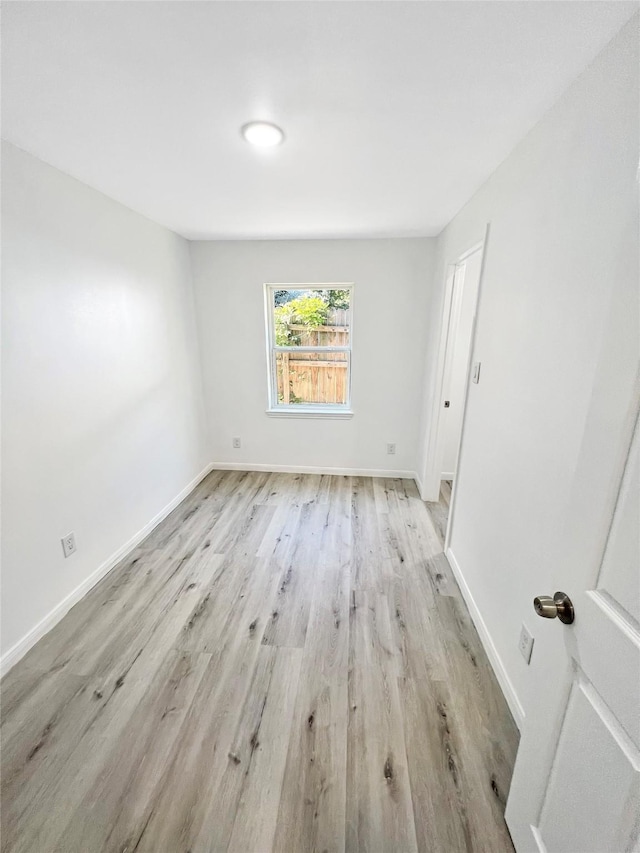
[[0, 463, 214, 678], [211, 461, 418, 480], [445, 546, 525, 730]]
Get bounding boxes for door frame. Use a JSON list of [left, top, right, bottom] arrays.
[[419, 226, 489, 516]]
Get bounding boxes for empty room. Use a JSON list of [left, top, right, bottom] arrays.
[[1, 2, 638, 852]]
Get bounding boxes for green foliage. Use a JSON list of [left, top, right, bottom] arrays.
[[291, 296, 328, 326], [278, 386, 303, 404], [274, 295, 329, 345], [320, 289, 350, 310]]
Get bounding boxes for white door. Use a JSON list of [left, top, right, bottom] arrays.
[[505, 271, 640, 850], [419, 234, 488, 504], [440, 248, 483, 479]]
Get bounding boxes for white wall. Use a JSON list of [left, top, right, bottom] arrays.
[[1, 142, 210, 664], [427, 17, 639, 726], [190, 239, 435, 474]]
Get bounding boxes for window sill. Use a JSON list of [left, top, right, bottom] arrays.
[[266, 407, 354, 420]]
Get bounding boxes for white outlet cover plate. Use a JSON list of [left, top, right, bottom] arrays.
[[61, 532, 77, 558], [519, 624, 534, 664], [387, 443, 396, 455]]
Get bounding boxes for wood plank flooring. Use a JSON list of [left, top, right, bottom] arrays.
[[1, 471, 519, 852]]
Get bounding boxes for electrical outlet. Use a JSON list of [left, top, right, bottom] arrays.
[[519, 624, 534, 664], [232, 437, 241, 449], [387, 443, 396, 455], [61, 532, 77, 559]]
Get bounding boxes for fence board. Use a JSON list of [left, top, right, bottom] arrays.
[[276, 308, 350, 404]]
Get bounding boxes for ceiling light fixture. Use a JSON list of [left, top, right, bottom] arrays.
[[241, 121, 284, 147]]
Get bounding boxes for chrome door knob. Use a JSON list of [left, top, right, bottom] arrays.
[[533, 591, 575, 624]]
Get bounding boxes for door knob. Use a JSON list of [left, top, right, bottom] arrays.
[[533, 591, 574, 624]]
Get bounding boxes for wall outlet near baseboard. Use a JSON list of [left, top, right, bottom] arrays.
[[519, 624, 534, 664], [387, 443, 396, 455], [232, 437, 241, 449], [61, 532, 77, 558]]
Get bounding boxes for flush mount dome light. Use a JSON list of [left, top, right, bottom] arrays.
[[241, 121, 284, 147]]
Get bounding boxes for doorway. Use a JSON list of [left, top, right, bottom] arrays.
[[422, 239, 485, 543]]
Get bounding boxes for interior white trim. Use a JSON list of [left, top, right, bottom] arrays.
[[263, 282, 354, 415], [421, 233, 487, 504], [530, 826, 548, 853], [442, 233, 490, 553], [0, 462, 215, 678], [418, 264, 456, 501], [211, 462, 418, 480], [456, 240, 486, 263], [446, 545, 526, 730], [265, 408, 354, 419]]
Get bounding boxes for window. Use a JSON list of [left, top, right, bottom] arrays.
[[264, 284, 353, 416]]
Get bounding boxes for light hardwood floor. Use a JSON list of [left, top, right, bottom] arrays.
[[1, 471, 518, 853]]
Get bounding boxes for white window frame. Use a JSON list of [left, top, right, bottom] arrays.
[[264, 283, 354, 418]]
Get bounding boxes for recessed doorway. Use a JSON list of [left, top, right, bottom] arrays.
[[422, 237, 486, 544]]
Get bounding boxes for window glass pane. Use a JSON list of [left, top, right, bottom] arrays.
[[276, 351, 348, 405], [273, 288, 350, 348]]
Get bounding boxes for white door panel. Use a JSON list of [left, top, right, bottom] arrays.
[[572, 413, 640, 749], [578, 590, 640, 748], [597, 430, 640, 626], [538, 674, 640, 853]]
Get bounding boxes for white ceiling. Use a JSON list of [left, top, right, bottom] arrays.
[[2, 1, 636, 240]]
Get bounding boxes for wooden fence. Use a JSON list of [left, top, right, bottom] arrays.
[[277, 308, 349, 404]]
